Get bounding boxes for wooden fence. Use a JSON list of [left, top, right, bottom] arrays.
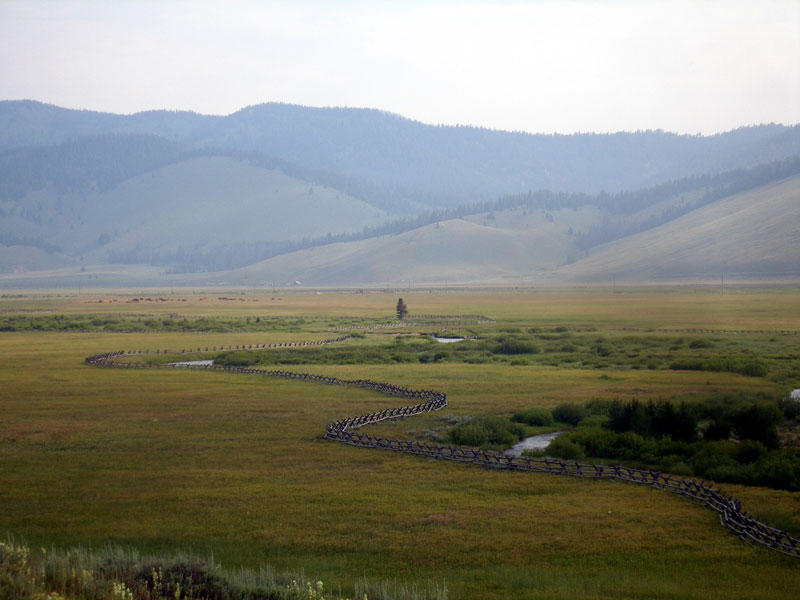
[[84, 339, 800, 559]]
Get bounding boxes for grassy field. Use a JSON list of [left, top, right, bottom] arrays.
[[1, 286, 799, 599]]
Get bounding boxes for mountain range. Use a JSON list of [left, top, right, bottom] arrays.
[[0, 100, 798, 286]]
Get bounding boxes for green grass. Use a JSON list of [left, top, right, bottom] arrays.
[[0, 538, 448, 600], [207, 327, 799, 384], [1, 287, 799, 599]]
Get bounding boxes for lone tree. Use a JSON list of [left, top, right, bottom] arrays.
[[396, 298, 408, 320]]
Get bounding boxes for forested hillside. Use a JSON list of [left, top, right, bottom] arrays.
[[2, 100, 798, 211], [0, 100, 797, 284]]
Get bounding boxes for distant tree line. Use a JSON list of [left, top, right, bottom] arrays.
[[105, 156, 800, 272], [575, 156, 800, 250], [0, 134, 195, 200], [4, 101, 799, 212], [0, 232, 62, 253]]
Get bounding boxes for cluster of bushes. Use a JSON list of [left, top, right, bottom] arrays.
[[0, 315, 309, 333], [538, 395, 800, 491], [670, 357, 769, 377], [547, 428, 800, 490], [214, 341, 447, 367], [0, 539, 447, 600], [445, 392, 800, 490], [493, 336, 539, 355], [449, 416, 525, 451], [511, 409, 553, 427], [607, 399, 698, 442], [205, 328, 793, 380]]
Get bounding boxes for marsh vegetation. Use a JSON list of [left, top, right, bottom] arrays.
[[1, 287, 799, 599]]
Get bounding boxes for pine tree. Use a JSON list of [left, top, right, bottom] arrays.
[[396, 298, 408, 320]]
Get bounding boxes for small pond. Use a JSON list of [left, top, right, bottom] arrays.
[[504, 431, 565, 457], [433, 336, 464, 343], [167, 360, 215, 366]]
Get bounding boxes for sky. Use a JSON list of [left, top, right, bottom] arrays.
[[0, 0, 798, 135]]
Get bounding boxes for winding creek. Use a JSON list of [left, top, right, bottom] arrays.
[[504, 431, 565, 457]]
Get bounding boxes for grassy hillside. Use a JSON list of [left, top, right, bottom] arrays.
[[0, 156, 387, 272], [0, 245, 75, 274], [210, 210, 598, 285], [558, 175, 800, 281], [193, 173, 799, 286]]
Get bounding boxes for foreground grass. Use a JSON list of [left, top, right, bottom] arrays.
[[0, 538, 447, 600], [1, 287, 799, 599]]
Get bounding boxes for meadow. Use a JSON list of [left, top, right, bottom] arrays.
[[1, 286, 799, 599]]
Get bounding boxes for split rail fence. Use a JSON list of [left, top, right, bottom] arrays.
[[85, 338, 800, 559]]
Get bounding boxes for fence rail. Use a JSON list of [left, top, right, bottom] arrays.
[[84, 336, 800, 559]]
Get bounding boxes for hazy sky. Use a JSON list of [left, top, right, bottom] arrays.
[[1, 0, 798, 134]]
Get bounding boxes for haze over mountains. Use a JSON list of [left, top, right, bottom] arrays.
[[0, 100, 798, 286]]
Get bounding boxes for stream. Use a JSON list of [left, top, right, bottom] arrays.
[[504, 431, 565, 457]]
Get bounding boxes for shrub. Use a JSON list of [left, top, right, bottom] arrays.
[[750, 450, 800, 490], [390, 353, 417, 363], [511, 409, 553, 426], [731, 402, 783, 449], [607, 399, 697, 442], [689, 339, 714, 349], [735, 440, 768, 464], [594, 344, 612, 357], [578, 414, 608, 428], [585, 398, 612, 415], [545, 436, 585, 460], [571, 428, 651, 461], [703, 419, 732, 441], [449, 416, 523, 449], [215, 351, 259, 366], [607, 398, 649, 435], [778, 396, 800, 421], [551, 403, 588, 426], [493, 338, 538, 355], [690, 441, 738, 477], [670, 357, 768, 377], [134, 558, 228, 599]]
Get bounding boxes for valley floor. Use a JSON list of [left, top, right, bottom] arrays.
[[1, 286, 798, 599]]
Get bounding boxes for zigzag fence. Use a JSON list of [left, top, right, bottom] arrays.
[[103, 335, 352, 356], [84, 339, 800, 559]]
